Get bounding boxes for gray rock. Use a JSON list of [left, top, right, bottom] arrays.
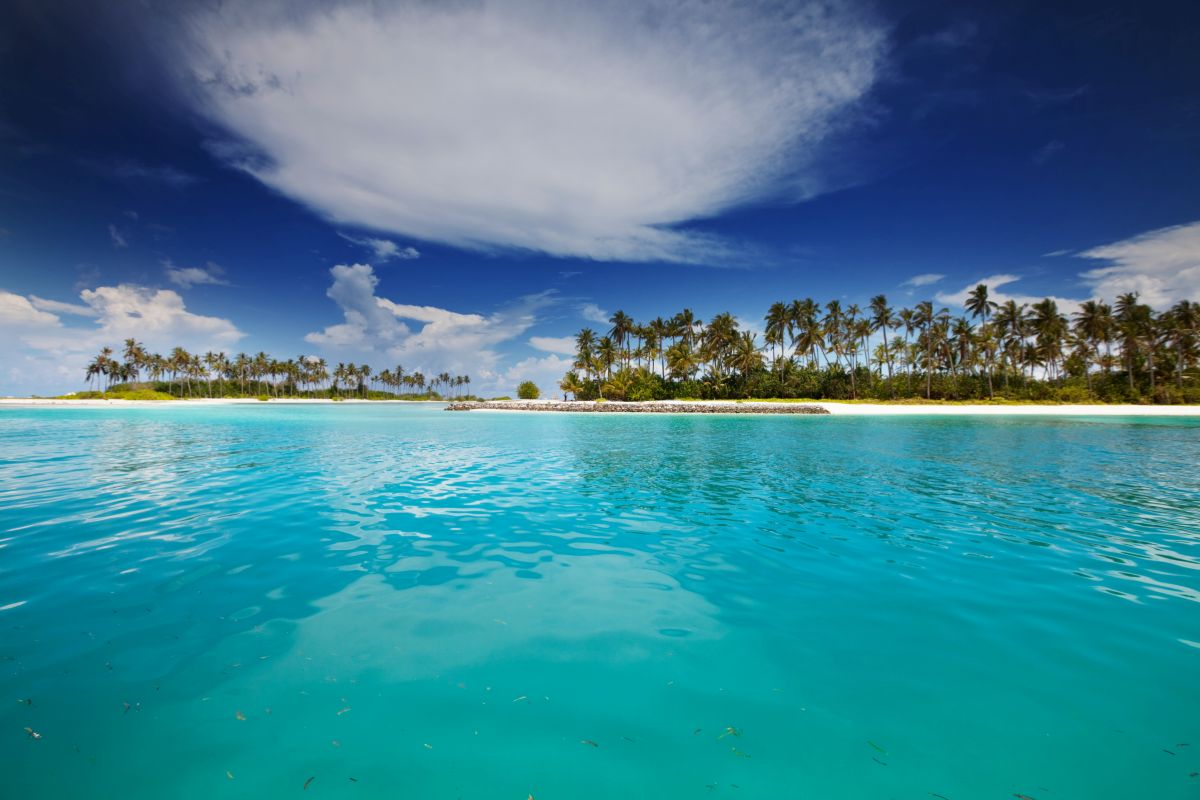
[[444, 401, 829, 414]]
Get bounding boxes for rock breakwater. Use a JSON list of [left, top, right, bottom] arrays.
[[445, 401, 830, 414]]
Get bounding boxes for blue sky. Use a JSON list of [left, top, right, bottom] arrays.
[[1, 0, 1198, 395]]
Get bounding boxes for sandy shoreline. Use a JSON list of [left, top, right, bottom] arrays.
[[6, 397, 1198, 416], [0, 398, 442, 407]]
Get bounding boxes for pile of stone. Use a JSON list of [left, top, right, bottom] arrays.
[[444, 400, 829, 414]]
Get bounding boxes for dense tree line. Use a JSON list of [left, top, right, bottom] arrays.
[[81, 340, 471, 399], [558, 288, 1200, 403]]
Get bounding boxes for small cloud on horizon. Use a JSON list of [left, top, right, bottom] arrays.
[[900, 273, 944, 288], [578, 302, 609, 325], [108, 224, 127, 248], [338, 232, 420, 262], [164, 259, 229, 289], [528, 335, 576, 356]]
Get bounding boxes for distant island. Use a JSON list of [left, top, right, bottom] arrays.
[[37, 287, 1198, 406], [69, 342, 474, 401]]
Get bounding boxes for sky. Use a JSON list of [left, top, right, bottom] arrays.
[[1, 0, 1198, 396]]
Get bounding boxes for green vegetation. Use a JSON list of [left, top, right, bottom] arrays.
[[517, 380, 541, 400], [559, 292, 1200, 404], [59, 388, 176, 401], [79, 339, 475, 400]]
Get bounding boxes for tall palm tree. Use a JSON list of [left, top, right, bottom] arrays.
[[1166, 300, 1198, 392], [869, 295, 896, 389], [765, 302, 790, 372], [608, 310, 634, 368], [1072, 300, 1111, 395], [965, 284, 997, 398]]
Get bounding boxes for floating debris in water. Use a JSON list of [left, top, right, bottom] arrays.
[[929, 794, 950, 800], [23, 726, 41, 740], [303, 776, 315, 790], [621, 736, 635, 742], [1013, 794, 1037, 800], [581, 739, 599, 748], [226, 771, 234, 780], [423, 743, 433, 749], [331, 740, 340, 747], [868, 740, 887, 754], [349, 777, 358, 783], [17, 698, 32, 706], [513, 696, 527, 703], [718, 726, 741, 740], [1163, 749, 1175, 756], [235, 710, 246, 721], [731, 747, 751, 758], [337, 707, 351, 716], [872, 757, 887, 767]]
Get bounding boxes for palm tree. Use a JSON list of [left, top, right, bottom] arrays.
[[122, 339, 146, 385], [913, 301, 937, 398], [1166, 300, 1198, 392], [559, 371, 584, 399], [666, 340, 699, 381], [869, 295, 896, 390], [732, 331, 763, 383], [765, 302, 789, 372], [965, 284, 997, 398], [1073, 300, 1111, 395], [993, 300, 1027, 388], [608, 310, 635, 368], [1114, 293, 1148, 393]]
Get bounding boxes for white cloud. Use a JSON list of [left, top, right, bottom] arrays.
[[0, 291, 61, 326], [1076, 220, 1200, 308], [29, 296, 99, 317], [0, 284, 244, 396], [501, 354, 575, 397], [579, 303, 610, 325], [183, 0, 886, 263], [338, 232, 419, 262], [901, 273, 944, 288], [304, 263, 553, 385], [936, 274, 1082, 317], [164, 260, 229, 289], [108, 224, 127, 248], [529, 335, 576, 355]]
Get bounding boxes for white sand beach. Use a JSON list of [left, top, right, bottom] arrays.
[[3, 397, 1199, 416]]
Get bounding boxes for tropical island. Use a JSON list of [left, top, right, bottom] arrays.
[[65, 342, 475, 401], [11, 287, 1195, 407], [556, 288, 1199, 404]]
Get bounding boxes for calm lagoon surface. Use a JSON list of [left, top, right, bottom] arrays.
[[1, 404, 1198, 799]]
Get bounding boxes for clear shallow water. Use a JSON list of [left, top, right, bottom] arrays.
[[1, 405, 1198, 799]]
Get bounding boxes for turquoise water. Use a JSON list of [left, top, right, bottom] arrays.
[[1, 405, 1198, 799]]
